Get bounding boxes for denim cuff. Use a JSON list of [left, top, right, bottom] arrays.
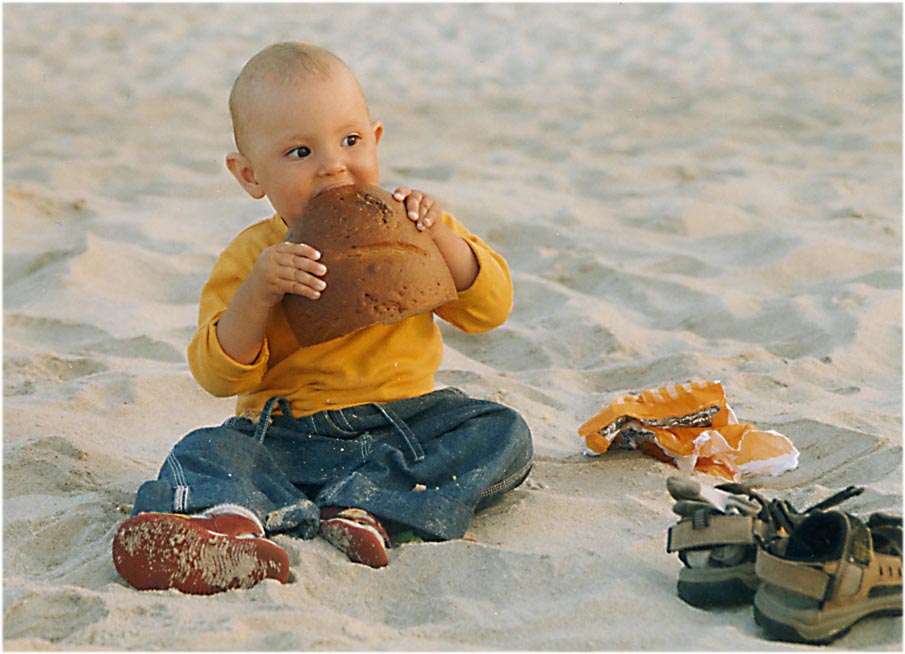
[[264, 498, 320, 540]]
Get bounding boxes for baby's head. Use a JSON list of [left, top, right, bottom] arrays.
[[229, 42, 338, 156], [226, 42, 383, 224]]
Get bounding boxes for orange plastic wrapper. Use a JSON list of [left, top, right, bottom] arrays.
[[578, 380, 799, 481]]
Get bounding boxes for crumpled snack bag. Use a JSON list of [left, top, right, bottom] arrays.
[[578, 380, 799, 481]]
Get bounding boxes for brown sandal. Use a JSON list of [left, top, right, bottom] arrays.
[[754, 510, 902, 644]]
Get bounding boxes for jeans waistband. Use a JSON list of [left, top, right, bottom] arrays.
[[254, 396, 426, 464]]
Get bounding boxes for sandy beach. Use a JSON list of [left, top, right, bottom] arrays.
[[3, 3, 902, 650]]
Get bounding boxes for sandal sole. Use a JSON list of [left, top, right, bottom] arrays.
[[754, 583, 903, 644], [677, 563, 759, 607]]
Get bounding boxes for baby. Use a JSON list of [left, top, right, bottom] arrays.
[[112, 42, 533, 594]]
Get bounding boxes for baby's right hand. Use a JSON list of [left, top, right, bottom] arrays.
[[248, 241, 327, 306]]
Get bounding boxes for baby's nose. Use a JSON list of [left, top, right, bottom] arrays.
[[318, 152, 347, 175]]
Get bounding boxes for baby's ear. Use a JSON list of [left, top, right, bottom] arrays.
[[226, 152, 265, 199], [372, 120, 384, 145]]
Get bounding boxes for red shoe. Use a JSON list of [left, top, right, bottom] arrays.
[[320, 508, 390, 568], [112, 504, 290, 595]]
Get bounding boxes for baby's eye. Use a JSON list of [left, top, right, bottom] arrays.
[[342, 134, 361, 147], [288, 146, 311, 159]]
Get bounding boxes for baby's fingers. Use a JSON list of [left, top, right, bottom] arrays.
[[414, 196, 440, 231], [393, 187, 422, 220], [277, 242, 327, 299], [280, 241, 322, 264], [275, 242, 323, 275], [287, 267, 327, 300], [392, 187, 412, 203], [394, 188, 437, 231]]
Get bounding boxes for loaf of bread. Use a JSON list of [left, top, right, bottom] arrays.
[[282, 184, 458, 347]]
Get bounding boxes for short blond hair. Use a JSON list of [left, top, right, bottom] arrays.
[[228, 42, 345, 154]]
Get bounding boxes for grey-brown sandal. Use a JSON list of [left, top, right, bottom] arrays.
[[666, 476, 864, 608]]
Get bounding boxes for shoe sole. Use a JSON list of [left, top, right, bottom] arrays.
[[320, 517, 388, 568], [113, 513, 289, 594], [677, 562, 759, 607], [753, 583, 903, 644]]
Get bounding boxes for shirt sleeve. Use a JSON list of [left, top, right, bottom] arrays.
[[188, 308, 271, 397], [434, 213, 513, 333], [186, 226, 275, 397]]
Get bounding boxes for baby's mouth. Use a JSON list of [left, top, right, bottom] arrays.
[[314, 182, 355, 198]]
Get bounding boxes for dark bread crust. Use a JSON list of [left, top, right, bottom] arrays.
[[282, 185, 457, 347]]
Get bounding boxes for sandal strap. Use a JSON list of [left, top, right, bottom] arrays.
[[756, 547, 832, 600], [760, 486, 865, 535], [667, 513, 763, 552], [667, 476, 760, 514], [804, 485, 864, 513], [757, 510, 903, 606], [868, 512, 903, 530]]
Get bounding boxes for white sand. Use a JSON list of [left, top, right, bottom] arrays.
[[3, 3, 902, 650]]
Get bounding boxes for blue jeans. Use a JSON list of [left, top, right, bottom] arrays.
[[132, 388, 533, 541]]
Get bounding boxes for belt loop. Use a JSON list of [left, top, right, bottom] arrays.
[[372, 403, 425, 463], [254, 396, 293, 444]]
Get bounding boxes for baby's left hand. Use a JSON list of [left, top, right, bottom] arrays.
[[393, 185, 478, 290], [393, 187, 442, 233]]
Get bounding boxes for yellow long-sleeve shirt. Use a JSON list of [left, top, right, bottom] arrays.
[[187, 211, 512, 418]]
